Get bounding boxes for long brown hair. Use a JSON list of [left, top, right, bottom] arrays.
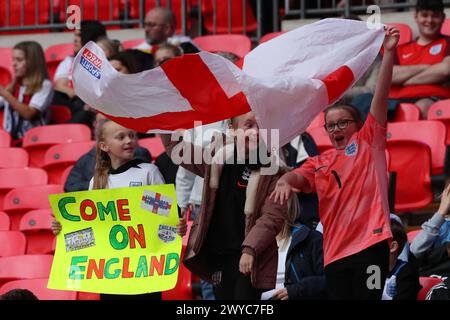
[[7, 41, 49, 96], [93, 118, 113, 190]]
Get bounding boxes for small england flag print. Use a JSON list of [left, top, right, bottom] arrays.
[[141, 190, 172, 217]]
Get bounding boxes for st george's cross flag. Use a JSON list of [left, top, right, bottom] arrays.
[[72, 19, 385, 146]]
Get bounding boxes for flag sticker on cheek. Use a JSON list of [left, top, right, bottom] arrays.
[[141, 190, 172, 217]]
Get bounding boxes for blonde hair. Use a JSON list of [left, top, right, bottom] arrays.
[[97, 37, 120, 59], [8, 41, 49, 96], [93, 118, 113, 190]]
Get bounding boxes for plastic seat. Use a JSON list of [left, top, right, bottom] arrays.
[[42, 141, 95, 184], [129, 0, 192, 34], [407, 229, 421, 244], [0, 211, 10, 231], [0, 255, 53, 287], [0, 0, 50, 35], [139, 136, 165, 159], [392, 103, 421, 122], [58, 0, 120, 24], [386, 139, 432, 212], [441, 18, 450, 37], [0, 129, 11, 147], [3, 184, 64, 230], [122, 39, 145, 50], [162, 244, 194, 300], [62, 165, 74, 186], [193, 34, 252, 58], [45, 43, 74, 81], [306, 126, 333, 154], [0, 231, 26, 257], [428, 99, 450, 145], [306, 112, 325, 131], [49, 105, 72, 124], [0, 48, 13, 86], [418, 277, 443, 300], [259, 31, 285, 44], [0, 148, 29, 168], [22, 124, 92, 168], [387, 23, 412, 46], [19, 209, 55, 254], [387, 121, 446, 175], [201, 0, 257, 34], [0, 168, 48, 211], [0, 278, 77, 300]]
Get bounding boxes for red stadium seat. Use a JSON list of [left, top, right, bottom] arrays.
[[162, 245, 194, 300], [0, 231, 26, 257], [22, 124, 92, 168], [0, 211, 10, 231], [259, 31, 285, 44], [388, 23, 412, 46], [0, 130, 11, 147], [407, 229, 421, 243], [387, 139, 432, 212], [428, 99, 450, 145], [0, 48, 13, 87], [62, 165, 74, 186], [193, 34, 252, 58], [122, 39, 145, 49], [0, 278, 77, 300], [0, 254, 53, 287], [3, 184, 64, 230], [306, 112, 325, 131], [392, 103, 421, 122], [19, 209, 55, 254], [139, 136, 165, 159], [0, 148, 28, 168], [418, 277, 443, 300], [387, 121, 446, 175], [58, 0, 120, 25], [45, 43, 74, 81], [42, 141, 95, 184], [306, 126, 333, 154], [129, 0, 192, 34], [0, 0, 50, 34], [0, 168, 48, 211], [49, 105, 72, 124], [441, 18, 450, 37], [201, 0, 257, 34]]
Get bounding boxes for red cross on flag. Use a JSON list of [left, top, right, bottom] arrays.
[[72, 18, 384, 146]]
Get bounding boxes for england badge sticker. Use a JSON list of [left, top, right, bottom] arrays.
[[158, 224, 177, 243], [141, 190, 172, 217], [345, 141, 358, 156]]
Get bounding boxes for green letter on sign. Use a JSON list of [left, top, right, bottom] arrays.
[[105, 258, 121, 279], [97, 201, 117, 221], [69, 256, 87, 280], [58, 196, 80, 221], [109, 225, 129, 250], [164, 253, 179, 275]]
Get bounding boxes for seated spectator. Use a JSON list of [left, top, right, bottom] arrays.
[[52, 20, 106, 128], [135, 7, 199, 55], [154, 44, 183, 66], [382, 218, 421, 300], [262, 194, 326, 300], [0, 289, 38, 300], [390, 0, 450, 119], [410, 183, 450, 278], [0, 41, 53, 141], [97, 37, 121, 59]]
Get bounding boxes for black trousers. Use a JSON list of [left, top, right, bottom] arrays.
[[324, 240, 389, 300], [211, 253, 263, 300]]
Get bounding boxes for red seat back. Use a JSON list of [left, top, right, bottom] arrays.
[[407, 229, 421, 243], [122, 39, 145, 50], [201, 0, 257, 34], [49, 105, 72, 124], [259, 31, 285, 44], [306, 126, 333, 154], [0, 148, 29, 168], [0, 48, 13, 84], [139, 136, 165, 160], [0, 278, 77, 300], [418, 277, 443, 300], [387, 23, 413, 46], [0, 129, 11, 147], [0, 211, 10, 231], [19, 209, 55, 254], [3, 184, 63, 230], [0, 255, 53, 287], [0, 231, 26, 257], [441, 18, 450, 37], [42, 141, 95, 184], [22, 124, 92, 168], [45, 43, 74, 81], [0, 1, 50, 34], [428, 99, 450, 145], [59, 0, 120, 23], [392, 103, 421, 122], [193, 34, 252, 58], [0, 66, 12, 87], [387, 121, 446, 175]]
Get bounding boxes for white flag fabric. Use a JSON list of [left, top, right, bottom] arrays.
[[72, 18, 384, 146]]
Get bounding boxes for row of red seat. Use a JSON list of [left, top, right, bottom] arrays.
[[0, 0, 257, 35]]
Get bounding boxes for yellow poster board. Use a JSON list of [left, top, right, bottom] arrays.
[[47, 185, 181, 295]]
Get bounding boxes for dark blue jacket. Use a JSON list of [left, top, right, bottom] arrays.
[[284, 225, 327, 300]]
